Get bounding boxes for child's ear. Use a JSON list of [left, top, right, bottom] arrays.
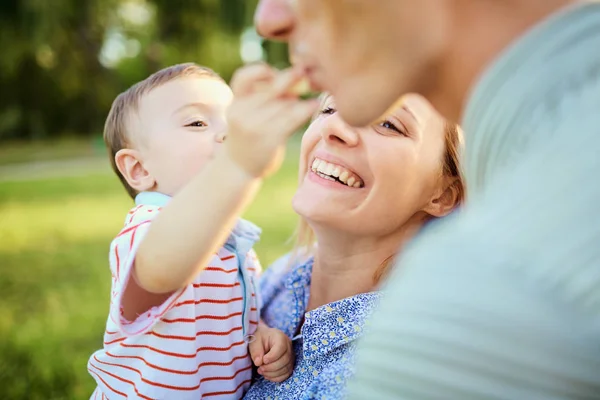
[[114, 149, 156, 193], [423, 177, 461, 218]]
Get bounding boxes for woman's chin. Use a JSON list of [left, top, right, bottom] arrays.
[[292, 193, 327, 223], [292, 191, 349, 227]]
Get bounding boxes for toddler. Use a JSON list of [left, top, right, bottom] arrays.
[[87, 63, 317, 399]]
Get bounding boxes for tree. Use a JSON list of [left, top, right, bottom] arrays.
[[0, 0, 285, 142]]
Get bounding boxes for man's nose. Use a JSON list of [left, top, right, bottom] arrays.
[[254, 0, 296, 40]]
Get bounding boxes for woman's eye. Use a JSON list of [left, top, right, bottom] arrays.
[[380, 120, 406, 135], [321, 106, 336, 115], [186, 120, 206, 128]]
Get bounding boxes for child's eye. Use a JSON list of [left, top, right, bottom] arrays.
[[321, 106, 336, 115], [186, 120, 207, 128]]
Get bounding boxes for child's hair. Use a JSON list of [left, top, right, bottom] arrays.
[[290, 120, 466, 284], [103, 63, 225, 199]]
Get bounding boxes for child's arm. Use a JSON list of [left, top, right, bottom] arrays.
[[124, 65, 317, 317]]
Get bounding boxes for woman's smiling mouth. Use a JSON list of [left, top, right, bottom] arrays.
[[310, 157, 364, 188]]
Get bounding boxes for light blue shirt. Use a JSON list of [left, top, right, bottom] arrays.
[[348, 3, 600, 399]]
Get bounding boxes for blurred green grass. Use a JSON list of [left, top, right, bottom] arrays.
[[0, 137, 104, 167], [0, 147, 300, 399]]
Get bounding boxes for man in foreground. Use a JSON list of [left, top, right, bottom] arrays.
[[254, 0, 600, 398]]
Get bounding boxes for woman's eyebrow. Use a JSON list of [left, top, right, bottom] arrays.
[[401, 104, 422, 127]]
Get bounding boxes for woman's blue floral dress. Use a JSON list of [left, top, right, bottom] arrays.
[[244, 255, 381, 400]]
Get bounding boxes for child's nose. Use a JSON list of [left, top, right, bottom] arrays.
[[214, 129, 227, 143]]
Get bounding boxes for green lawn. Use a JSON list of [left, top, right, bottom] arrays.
[[0, 149, 301, 399], [0, 137, 105, 167]]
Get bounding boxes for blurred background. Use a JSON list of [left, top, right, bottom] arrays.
[[0, 1, 301, 398]]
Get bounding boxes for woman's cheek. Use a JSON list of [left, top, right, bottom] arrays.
[[297, 162, 308, 183]]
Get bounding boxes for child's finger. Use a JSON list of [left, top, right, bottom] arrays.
[[261, 354, 291, 373], [230, 62, 276, 96], [248, 338, 266, 367], [268, 99, 319, 138], [259, 363, 293, 381], [239, 97, 317, 140], [269, 68, 306, 98], [262, 337, 287, 364]]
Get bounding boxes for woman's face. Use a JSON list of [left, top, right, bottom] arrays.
[[293, 93, 451, 238]]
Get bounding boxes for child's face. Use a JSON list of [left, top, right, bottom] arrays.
[[133, 77, 233, 195]]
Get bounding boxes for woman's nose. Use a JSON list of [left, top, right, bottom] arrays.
[[254, 0, 295, 40], [322, 114, 360, 147]]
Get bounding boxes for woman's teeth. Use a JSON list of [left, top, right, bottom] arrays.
[[311, 158, 364, 188]]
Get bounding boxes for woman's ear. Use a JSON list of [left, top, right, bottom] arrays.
[[423, 177, 461, 218], [114, 149, 156, 193]]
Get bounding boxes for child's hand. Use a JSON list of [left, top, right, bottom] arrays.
[[249, 323, 295, 383], [225, 63, 319, 179]]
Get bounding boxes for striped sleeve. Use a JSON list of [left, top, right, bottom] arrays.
[[108, 205, 186, 337]]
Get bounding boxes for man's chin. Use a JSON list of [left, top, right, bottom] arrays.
[[335, 95, 396, 128]]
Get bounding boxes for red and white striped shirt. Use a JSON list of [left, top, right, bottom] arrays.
[[88, 192, 262, 399]]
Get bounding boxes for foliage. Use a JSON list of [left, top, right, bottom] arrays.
[[0, 0, 289, 142]]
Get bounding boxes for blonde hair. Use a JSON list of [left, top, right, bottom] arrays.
[[103, 63, 224, 199], [291, 120, 466, 283]]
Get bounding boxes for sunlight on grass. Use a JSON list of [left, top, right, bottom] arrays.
[[0, 137, 103, 166], [0, 196, 129, 254]]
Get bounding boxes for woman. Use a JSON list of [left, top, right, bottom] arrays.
[[244, 93, 464, 399]]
